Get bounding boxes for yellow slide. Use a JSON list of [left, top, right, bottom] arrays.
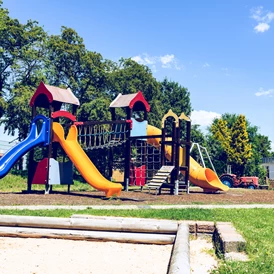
[[146, 125, 229, 192], [52, 122, 122, 198]]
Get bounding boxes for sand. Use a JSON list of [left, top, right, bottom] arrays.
[[190, 236, 218, 273], [0, 237, 172, 274], [0, 236, 218, 274]]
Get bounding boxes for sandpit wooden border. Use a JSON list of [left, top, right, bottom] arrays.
[[0, 215, 190, 273], [0, 215, 247, 273]]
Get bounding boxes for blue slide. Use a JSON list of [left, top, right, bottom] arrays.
[[0, 115, 51, 178]]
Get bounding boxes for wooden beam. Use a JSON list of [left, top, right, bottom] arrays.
[[0, 226, 175, 245], [0, 215, 178, 234]]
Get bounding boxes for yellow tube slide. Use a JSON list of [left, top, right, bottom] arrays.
[[146, 125, 229, 192], [52, 122, 122, 198]]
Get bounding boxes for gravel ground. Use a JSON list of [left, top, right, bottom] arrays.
[[0, 187, 273, 206]]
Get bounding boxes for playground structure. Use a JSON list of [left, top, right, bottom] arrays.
[[0, 82, 228, 197]]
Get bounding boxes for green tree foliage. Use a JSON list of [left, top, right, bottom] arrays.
[[0, 3, 48, 139], [2, 85, 33, 140], [208, 114, 272, 181], [244, 124, 271, 181], [211, 114, 255, 176], [46, 27, 110, 121], [160, 78, 191, 117], [12, 20, 47, 87], [229, 115, 252, 175], [206, 132, 227, 175]]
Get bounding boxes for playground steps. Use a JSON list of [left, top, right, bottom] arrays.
[[147, 166, 174, 194]]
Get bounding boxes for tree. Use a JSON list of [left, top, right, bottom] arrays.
[[160, 78, 191, 117], [244, 124, 272, 181], [2, 85, 33, 140], [12, 20, 48, 88], [211, 114, 252, 176], [0, 2, 23, 116], [46, 27, 108, 99], [1, 15, 48, 139], [46, 27, 110, 122], [0, 2, 49, 138], [229, 115, 252, 175]]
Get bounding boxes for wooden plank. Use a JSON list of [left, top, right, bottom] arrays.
[[157, 170, 172, 174], [148, 183, 163, 187], [154, 173, 170, 177], [0, 226, 175, 245], [150, 179, 166, 183], [159, 166, 174, 172], [154, 176, 169, 179], [148, 185, 161, 188]]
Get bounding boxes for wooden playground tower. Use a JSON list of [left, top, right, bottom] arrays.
[[109, 91, 150, 190], [147, 109, 191, 194], [109, 92, 191, 194], [28, 82, 80, 193]]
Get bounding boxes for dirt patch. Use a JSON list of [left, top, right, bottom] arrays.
[[0, 187, 273, 206]]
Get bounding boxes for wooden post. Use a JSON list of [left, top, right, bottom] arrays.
[[170, 122, 177, 194], [45, 104, 54, 194], [27, 106, 37, 192], [108, 146, 114, 181], [185, 120, 191, 194], [174, 121, 180, 195], [161, 123, 166, 166], [124, 108, 132, 191]]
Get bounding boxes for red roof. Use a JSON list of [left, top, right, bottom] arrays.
[[109, 91, 150, 112], [30, 82, 80, 107]]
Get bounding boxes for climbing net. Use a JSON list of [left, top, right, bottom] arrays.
[[130, 139, 164, 185], [76, 121, 129, 150]]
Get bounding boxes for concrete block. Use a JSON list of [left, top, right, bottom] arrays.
[[215, 222, 246, 253]]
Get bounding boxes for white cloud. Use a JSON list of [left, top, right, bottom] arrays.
[[160, 54, 174, 65], [191, 110, 221, 128], [131, 54, 156, 66], [254, 22, 270, 33], [131, 53, 183, 70], [255, 87, 273, 97], [131, 55, 144, 64], [203, 63, 210, 68], [250, 6, 274, 33]]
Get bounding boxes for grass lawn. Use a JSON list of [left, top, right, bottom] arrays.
[[0, 173, 93, 192]]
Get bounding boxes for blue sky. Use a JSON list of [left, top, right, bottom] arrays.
[[2, 0, 274, 150]]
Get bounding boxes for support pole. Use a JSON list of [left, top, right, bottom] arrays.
[[27, 106, 37, 192]]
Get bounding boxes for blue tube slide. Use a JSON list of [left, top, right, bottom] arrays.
[[0, 115, 50, 179]]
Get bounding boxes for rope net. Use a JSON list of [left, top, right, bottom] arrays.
[[130, 139, 170, 186], [76, 121, 128, 150]]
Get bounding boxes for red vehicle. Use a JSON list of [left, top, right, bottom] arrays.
[[219, 173, 259, 189]]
